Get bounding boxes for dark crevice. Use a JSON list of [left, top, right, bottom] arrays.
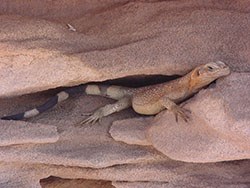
[[98, 74, 181, 88], [0, 74, 181, 114], [44, 74, 181, 95], [40, 176, 115, 188]]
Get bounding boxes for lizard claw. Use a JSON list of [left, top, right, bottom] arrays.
[[172, 106, 191, 123], [76, 109, 104, 126], [80, 115, 100, 124]]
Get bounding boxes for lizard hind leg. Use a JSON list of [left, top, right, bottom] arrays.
[[78, 97, 132, 125]]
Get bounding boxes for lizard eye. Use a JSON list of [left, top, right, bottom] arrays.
[[207, 66, 214, 71]]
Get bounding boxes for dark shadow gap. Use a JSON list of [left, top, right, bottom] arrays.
[[102, 74, 181, 88], [31, 74, 182, 96], [40, 176, 115, 188], [0, 74, 181, 118]]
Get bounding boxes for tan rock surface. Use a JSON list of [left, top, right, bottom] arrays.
[[0, 120, 59, 146], [1, 1, 250, 97], [0, 91, 164, 168], [1, 159, 249, 188], [1, 87, 249, 187], [112, 182, 169, 188], [1, 0, 250, 187], [0, 162, 43, 188], [148, 73, 250, 162], [110, 118, 152, 146]]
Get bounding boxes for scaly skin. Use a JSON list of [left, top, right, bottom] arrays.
[[132, 61, 230, 121], [1, 61, 230, 124]]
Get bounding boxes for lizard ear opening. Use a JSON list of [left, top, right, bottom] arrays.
[[191, 68, 200, 80]]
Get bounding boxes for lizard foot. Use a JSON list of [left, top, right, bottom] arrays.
[[172, 106, 191, 123]]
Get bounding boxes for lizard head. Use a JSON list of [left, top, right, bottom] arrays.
[[189, 61, 230, 91]]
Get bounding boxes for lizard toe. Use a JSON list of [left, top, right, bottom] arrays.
[[79, 109, 104, 125], [173, 106, 191, 123]]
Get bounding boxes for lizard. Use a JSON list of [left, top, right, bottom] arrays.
[[1, 61, 230, 124]]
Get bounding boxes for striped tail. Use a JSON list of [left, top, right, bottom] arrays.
[[1, 85, 86, 120]]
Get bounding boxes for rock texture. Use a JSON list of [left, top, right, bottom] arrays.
[[40, 177, 114, 188], [0, 0, 250, 188], [1, 1, 250, 97], [0, 120, 58, 146], [1, 160, 249, 188], [0, 93, 165, 169], [110, 118, 152, 146], [111, 73, 250, 163], [112, 182, 169, 188], [147, 73, 250, 162]]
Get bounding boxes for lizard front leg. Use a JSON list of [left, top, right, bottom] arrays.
[[160, 97, 191, 122], [79, 97, 132, 124]]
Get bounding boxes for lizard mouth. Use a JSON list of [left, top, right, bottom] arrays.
[[210, 68, 230, 79]]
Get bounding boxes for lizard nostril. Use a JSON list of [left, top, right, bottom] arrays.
[[221, 64, 227, 69]]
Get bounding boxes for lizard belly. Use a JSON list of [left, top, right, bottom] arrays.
[[132, 102, 165, 115]]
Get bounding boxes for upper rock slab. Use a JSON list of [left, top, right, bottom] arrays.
[[1, 1, 250, 97]]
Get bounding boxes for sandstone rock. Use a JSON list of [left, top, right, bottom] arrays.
[[1, 1, 250, 97], [1, 159, 249, 188], [0, 162, 43, 188], [110, 118, 152, 146], [0, 0, 128, 21], [0, 120, 59, 146], [40, 177, 114, 188], [0, 92, 164, 168], [50, 159, 250, 185], [112, 182, 169, 188], [1, 73, 248, 187], [1, 1, 250, 187], [148, 73, 250, 162], [112, 181, 250, 188]]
